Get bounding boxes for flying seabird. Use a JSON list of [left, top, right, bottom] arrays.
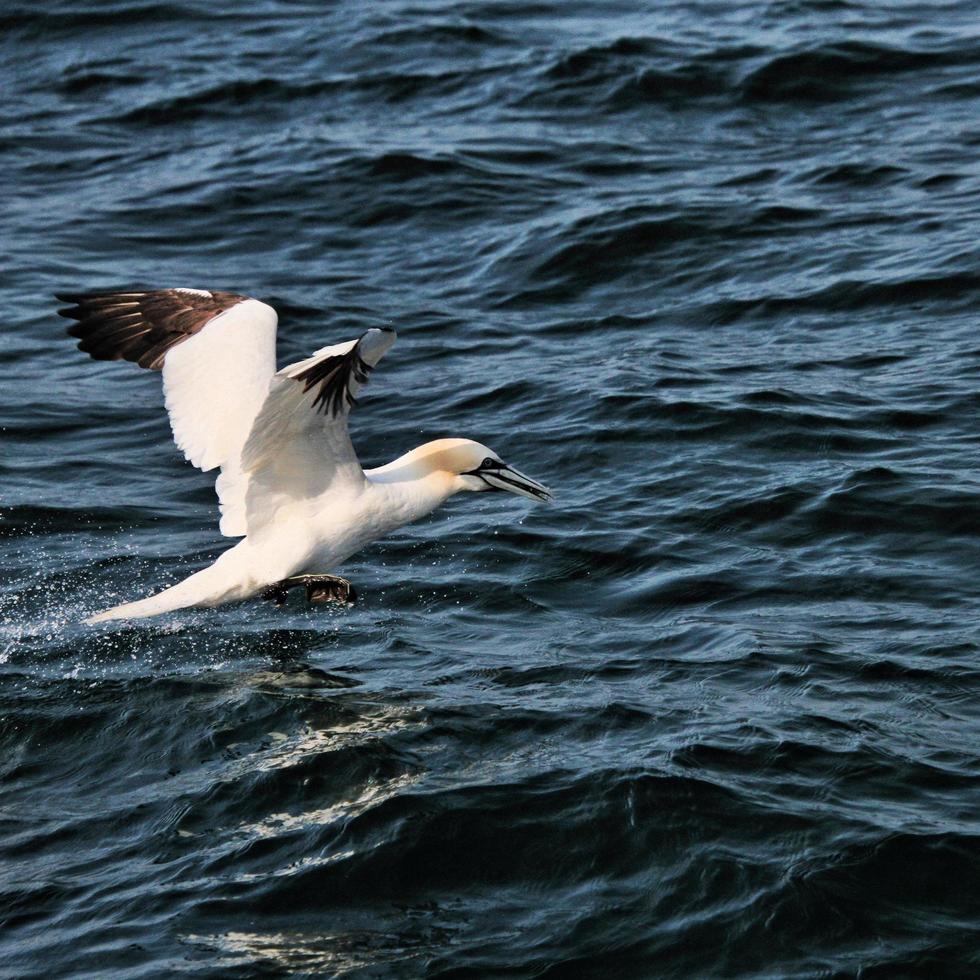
[[57, 288, 552, 624]]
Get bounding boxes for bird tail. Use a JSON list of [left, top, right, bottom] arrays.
[[85, 545, 257, 624]]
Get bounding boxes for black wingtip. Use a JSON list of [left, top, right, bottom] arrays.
[[55, 288, 250, 371], [56, 295, 82, 314], [295, 347, 373, 417], [55, 291, 95, 306]]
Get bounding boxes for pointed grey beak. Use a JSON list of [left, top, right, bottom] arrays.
[[478, 462, 553, 502]]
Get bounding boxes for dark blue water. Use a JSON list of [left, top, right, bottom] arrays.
[[3, 1, 980, 976]]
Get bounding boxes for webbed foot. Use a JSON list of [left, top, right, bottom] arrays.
[[262, 574, 357, 608]]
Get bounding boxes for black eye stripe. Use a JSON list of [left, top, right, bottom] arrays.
[[463, 458, 505, 478]]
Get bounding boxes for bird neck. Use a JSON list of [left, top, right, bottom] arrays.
[[365, 446, 461, 525]]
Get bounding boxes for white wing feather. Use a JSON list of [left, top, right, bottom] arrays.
[[239, 328, 396, 536], [161, 298, 278, 535]]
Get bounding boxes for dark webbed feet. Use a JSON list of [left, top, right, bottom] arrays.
[[304, 576, 357, 605], [262, 583, 291, 607], [262, 574, 357, 608]]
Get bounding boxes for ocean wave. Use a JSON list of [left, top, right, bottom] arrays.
[[56, 70, 146, 96], [702, 272, 980, 323], [801, 162, 909, 187], [514, 36, 980, 113], [111, 64, 501, 125], [368, 22, 510, 48], [521, 36, 736, 110], [0, 3, 220, 36], [741, 40, 980, 102]]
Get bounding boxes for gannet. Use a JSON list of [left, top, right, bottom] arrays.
[[57, 288, 552, 624]]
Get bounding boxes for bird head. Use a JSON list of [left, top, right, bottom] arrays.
[[415, 438, 552, 502]]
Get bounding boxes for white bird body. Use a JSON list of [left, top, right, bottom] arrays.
[[106, 478, 445, 621], [57, 288, 551, 623]]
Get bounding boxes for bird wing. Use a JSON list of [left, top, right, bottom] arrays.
[[239, 327, 397, 537], [59, 288, 278, 536]]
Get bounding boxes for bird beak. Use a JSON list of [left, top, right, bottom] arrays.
[[478, 463, 553, 502]]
